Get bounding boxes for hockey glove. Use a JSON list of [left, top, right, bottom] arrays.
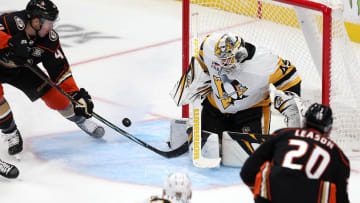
[[71, 88, 94, 118], [269, 84, 307, 128], [0, 33, 32, 67]]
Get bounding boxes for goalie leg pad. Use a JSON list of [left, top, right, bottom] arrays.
[[189, 130, 220, 160], [222, 131, 260, 167]]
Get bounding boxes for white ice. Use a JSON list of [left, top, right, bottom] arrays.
[[0, 0, 359, 202]]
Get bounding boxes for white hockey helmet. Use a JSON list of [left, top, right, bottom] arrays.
[[163, 172, 192, 203], [214, 32, 248, 73]]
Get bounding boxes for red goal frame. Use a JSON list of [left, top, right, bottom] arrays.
[[181, 0, 332, 118]]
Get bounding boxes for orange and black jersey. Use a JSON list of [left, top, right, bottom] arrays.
[[0, 11, 79, 93], [240, 128, 350, 203]]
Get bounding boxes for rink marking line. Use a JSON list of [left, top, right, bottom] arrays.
[[70, 38, 181, 67], [69, 20, 256, 67], [92, 96, 172, 120]]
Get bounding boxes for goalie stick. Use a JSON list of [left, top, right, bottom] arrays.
[[192, 97, 221, 168], [190, 12, 221, 168], [24, 63, 188, 158]]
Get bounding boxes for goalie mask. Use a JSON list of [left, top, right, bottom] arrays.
[[214, 33, 248, 73], [163, 172, 192, 203]]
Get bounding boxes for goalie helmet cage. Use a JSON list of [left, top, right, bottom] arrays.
[[181, 0, 360, 152]]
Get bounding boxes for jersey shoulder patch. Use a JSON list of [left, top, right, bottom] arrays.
[[0, 11, 28, 33], [14, 16, 25, 30], [35, 29, 60, 51], [49, 30, 59, 41]]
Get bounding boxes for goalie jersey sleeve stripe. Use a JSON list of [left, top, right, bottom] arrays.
[[172, 57, 195, 106], [197, 35, 211, 72], [269, 57, 301, 93]]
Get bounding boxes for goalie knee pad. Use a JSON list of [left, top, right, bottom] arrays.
[[168, 119, 189, 149], [189, 130, 220, 160], [222, 131, 260, 167]]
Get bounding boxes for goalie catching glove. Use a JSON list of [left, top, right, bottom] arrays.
[[269, 84, 311, 127], [71, 88, 94, 118]]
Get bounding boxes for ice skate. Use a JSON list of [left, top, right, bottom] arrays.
[[77, 118, 105, 139], [0, 159, 19, 179], [2, 129, 23, 156]]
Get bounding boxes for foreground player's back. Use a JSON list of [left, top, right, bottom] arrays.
[[272, 127, 349, 181]]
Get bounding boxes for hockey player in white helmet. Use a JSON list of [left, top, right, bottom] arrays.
[[171, 31, 304, 167], [146, 172, 192, 203]]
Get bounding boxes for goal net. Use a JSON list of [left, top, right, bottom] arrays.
[[182, 0, 360, 152]]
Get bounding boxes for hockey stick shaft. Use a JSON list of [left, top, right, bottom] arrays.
[[25, 63, 188, 158]]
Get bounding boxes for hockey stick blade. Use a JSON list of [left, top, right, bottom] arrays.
[[24, 63, 188, 159], [92, 113, 189, 158]]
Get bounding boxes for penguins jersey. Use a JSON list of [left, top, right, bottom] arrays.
[[197, 32, 301, 114]]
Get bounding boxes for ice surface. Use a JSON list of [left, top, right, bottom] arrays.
[[0, 0, 359, 202]]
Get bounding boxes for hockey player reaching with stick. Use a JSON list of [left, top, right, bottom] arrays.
[[171, 31, 302, 167], [144, 172, 192, 203], [240, 103, 350, 203], [0, 0, 104, 157]]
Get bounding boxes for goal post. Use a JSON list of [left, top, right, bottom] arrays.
[[181, 0, 360, 151]]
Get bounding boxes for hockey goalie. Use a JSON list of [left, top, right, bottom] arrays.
[[170, 31, 310, 168]]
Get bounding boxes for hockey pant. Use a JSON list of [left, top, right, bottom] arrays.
[[201, 98, 271, 136], [0, 66, 80, 132]]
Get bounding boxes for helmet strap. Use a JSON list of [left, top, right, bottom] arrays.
[[29, 18, 41, 37]]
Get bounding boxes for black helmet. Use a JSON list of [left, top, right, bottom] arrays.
[[26, 0, 59, 21], [304, 103, 333, 134]]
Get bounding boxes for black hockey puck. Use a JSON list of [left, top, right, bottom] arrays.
[[122, 118, 131, 127]]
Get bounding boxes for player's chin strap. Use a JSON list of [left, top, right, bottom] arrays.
[[23, 63, 188, 158], [28, 19, 41, 38]]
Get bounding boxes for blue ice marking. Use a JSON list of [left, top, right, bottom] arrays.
[[29, 119, 243, 189]]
